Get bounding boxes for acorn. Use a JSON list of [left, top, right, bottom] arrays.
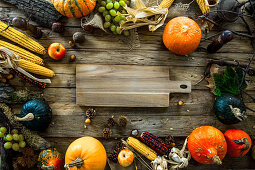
[[117, 116, 128, 127], [73, 32, 85, 43], [68, 41, 75, 47], [85, 118, 91, 124], [52, 22, 64, 33]]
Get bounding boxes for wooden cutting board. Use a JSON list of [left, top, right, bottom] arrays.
[[76, 64, 191, 107]]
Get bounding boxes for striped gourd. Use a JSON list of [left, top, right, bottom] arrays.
[[52, 0, 96, 18], [0, 40, 44, 65], [0, 21, 46, 55], [160, 0, 175, 9], [127, 137, 157, 161], [17, 59, 55, 77], [140, 132, 170, 155]]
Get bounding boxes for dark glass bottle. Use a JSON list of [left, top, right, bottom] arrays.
[[207, 30, 233, 53]]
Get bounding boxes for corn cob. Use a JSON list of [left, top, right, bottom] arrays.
[[127, 137, 157, 161], [11, 69, 46, 88], [196, 0, 210, 14], [140, 132, 170, 155], [0, 21, 46, 55], [17, 59, 54, 77], [0, 40, 44, 65], [160, 0, 175, 9]]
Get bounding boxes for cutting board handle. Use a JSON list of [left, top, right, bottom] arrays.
[[169, 81, 191, 93]]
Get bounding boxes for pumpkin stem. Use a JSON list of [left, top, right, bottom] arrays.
[[212, 155, 222, 165], [233, 138, 250, 151], [64, 157, 84, 169], [14, 113, 34, 122], [181, 25, 189, 33], [41, 164, 54, 170]]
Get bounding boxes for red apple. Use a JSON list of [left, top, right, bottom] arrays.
[[118, 148, 134, 167], [48, 43, 65, 60]]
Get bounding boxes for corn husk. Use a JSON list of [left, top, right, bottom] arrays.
[[120, 0, 169, 31]]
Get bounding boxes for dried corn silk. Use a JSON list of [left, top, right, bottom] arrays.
[[196, 0, 210, 14]]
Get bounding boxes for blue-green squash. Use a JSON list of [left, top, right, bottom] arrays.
[[16, 99, 52, 131], [213, 94, 247, 124]]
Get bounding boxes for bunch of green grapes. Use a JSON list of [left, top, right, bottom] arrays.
[[0, 126, 26, 152], [98, 0, 130, 36]]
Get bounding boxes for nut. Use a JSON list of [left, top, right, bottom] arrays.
[[85, 118, 91, 124], [0, 78, 7, 83], [178, 100, 184, 106], [69, 55, 76, 62], [7, 74, 13, 80], [68, 41, 75, 47], [83, 25, 94, 33], [52, 22, 64, 33], [73, 32, 85, 43]]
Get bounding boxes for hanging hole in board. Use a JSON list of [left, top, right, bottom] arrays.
[[180, 84, 188, 89]]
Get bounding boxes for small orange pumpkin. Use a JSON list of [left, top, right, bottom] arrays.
[[188, 126, 227, 165], [52, 0, 96, 18], [163, 17, 202, 55], [224, 129, 252, 157], [64, 136, 107, 170]]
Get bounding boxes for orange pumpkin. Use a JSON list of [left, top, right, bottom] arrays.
[[163, 17, 202, 55], [52, 0, 96, 18], [188, 126, 227, 165], [64, 136, 107, 170], [224, 129, 252, 157]]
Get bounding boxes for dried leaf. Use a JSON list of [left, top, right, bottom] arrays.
[[205, 64, 219, 92], [192, 16, 214, 33]]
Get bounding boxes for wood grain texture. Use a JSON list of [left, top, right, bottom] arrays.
[[1, 0, 255, 169], [76, 64, 191, 107]]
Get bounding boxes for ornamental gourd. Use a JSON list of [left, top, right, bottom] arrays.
[[188, 126, 227, 164], [64, 136, 107, 170], [52, 0, 96, 18], [15, 99, 52, 131], [224, 129, 252, 157], [214, 94, 247, 124], [38, 148, 64, 170], [163, 17, 202, 55]]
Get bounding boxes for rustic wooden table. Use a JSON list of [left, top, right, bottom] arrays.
[[1, 0, 255, 169]]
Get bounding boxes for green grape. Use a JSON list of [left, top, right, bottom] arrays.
[[103, 10, 109, 17], [113, 16, 120, 23], [106, 0, 112, 3], [114, 2, 120, 9], [3, 136, 7, 141], [0, 132, 4, 137], [110, 25, 116, 32], [120, 15, 126, 20], [12, 143, 19, 151], [5, 134, 13, 141], [18, 134, 24, 141], [13, 134, 19, 141], [98, 7, 106, 13], [121, 10, 127, 14], [123, 30, 130, 36], [0, 127, 7, 134], [119, 0, 126, 7], [104, 22, 111, 28], [105, 15, 111, 22], [4, 142, 12, 149], [19, 141, 26, 148], [101, 1, 106, 6], [109, 9, 117, 16], [11, 129, 18, 134], [116, 27, 122, 34], [119, 20, 125, 25], [106, 2, 113, 9]]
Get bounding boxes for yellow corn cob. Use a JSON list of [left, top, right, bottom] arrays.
[[196, 0, 210, 14], [17, 59, 54, 77], [127, 137, 157, 161], [160, 0, 175, 9], [0, 40, 44, 65], [0, 21, 46, 55]]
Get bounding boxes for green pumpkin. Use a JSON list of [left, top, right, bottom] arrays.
[[213, 94, 246, 124], [17, 99, 52, 131]]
